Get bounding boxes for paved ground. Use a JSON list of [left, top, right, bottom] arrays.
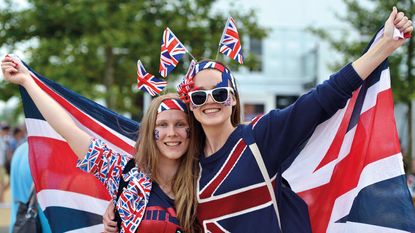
[[0, 188, 11, 233]]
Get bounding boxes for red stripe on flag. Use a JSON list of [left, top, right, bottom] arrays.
[[31, 75, 136, 155], [298, 89, 401, 233], [28, 136, 110, 200], [314, 88, 360, 171], [206, 222, 226, 233], [166, 39, 178, 52], [198, 182, 272, 221]]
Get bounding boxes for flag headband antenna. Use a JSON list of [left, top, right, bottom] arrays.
[[216, 16, 231, 61]]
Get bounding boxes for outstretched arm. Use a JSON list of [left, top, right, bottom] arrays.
[[353, 7, 413, 80], [1, 55, 91, 160]]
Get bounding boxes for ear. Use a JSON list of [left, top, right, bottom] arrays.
[[189, 103, 194, 111]]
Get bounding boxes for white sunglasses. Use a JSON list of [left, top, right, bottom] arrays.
[[188, 87, 234, 107]]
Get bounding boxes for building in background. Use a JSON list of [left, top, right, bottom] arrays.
[[217, 0, 413, 166], [213, 0, 348, 121]]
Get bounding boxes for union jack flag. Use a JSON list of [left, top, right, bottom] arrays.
[[218, 16, 244, 64], [137, 60, 167, 96], [19, 59, 140, 232], [283, 28, 415, 233], [159, 27, 187, 77], [196, 28, 415, 233]]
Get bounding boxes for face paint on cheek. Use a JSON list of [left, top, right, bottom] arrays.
[[154, 129, 160, 140], [223, 96, 232, 106], [191, 102, 200, 109], [185, 128, 190, 138]]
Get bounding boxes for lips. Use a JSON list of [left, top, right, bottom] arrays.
[[202, 108, 221, 114], [164, 142, 181, 147]]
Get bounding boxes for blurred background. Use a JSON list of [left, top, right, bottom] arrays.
[[0, 0, 414, 232]]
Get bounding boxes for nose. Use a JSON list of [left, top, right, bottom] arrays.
[[206, 93, 215, 104], [166, 125, 177, 137]]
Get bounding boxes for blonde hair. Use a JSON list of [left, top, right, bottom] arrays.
[[135, 93, 199, 232]]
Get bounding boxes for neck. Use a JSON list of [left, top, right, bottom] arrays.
[[203, 121, 236, 157], [157, 156, 180, 189]]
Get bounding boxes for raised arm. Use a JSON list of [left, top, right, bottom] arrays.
[[353, 7, 413, 80], [1, 55, 91, 160]]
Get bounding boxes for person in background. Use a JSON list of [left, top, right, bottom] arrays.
[[9, 141, 51, 233], [0, 124, 10, 203], [5, 126, 26, 176]]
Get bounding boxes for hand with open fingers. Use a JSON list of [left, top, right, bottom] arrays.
[[384, 7, 413, 47], [103, 201, 118, 233], [1, 54, 31, 86]]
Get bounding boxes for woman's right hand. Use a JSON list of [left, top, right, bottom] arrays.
[[103, 201, 118, 233], [1, 55, 31, 86]]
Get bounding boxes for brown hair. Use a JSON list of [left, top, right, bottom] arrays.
[[135, 93, 199, 232]]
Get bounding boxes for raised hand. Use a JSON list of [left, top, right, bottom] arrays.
[[384, 7, 413, 50], [1, 55, 32, 86]]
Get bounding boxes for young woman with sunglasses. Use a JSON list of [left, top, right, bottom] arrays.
[[1, 57, 200, 233], [183, 8, 412, 233]]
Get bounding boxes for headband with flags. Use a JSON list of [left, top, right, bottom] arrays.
[[176, 60, 238, 103], [139, 16, 243, 97]]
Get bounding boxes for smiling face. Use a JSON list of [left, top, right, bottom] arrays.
[[190, 69, 236, 128], [154, 109, 190, 162]]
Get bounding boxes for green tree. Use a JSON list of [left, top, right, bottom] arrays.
[[309, 0, 414, 171], [0, 0, 266, 120]]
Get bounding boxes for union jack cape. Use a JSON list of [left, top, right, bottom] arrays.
[[283, 28, 415, 232], [21, 63, 139, 232]]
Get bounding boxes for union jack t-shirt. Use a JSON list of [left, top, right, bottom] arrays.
[[77, 139, 182, 233]]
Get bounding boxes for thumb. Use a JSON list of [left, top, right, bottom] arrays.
[[386, 6, 398, 25]]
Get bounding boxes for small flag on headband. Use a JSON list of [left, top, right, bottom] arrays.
[[177, 59, 196, 89], [137, 60, 167, 96], [219, 17, 244, 64], [177, 59, 197, 103], [159, 27, 187, 77]]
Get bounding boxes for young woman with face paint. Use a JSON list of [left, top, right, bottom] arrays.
[[1, 56, 199, 232], [181, 8, 413, 233]]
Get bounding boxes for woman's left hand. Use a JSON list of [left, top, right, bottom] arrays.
[[384, 7, 413, 49]]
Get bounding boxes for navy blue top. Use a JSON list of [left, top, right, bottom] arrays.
[[197, 63, 363, 233]]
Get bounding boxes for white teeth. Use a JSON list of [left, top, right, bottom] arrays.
[[165, 142, 180, 146], [203, 108, 220, 114]]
